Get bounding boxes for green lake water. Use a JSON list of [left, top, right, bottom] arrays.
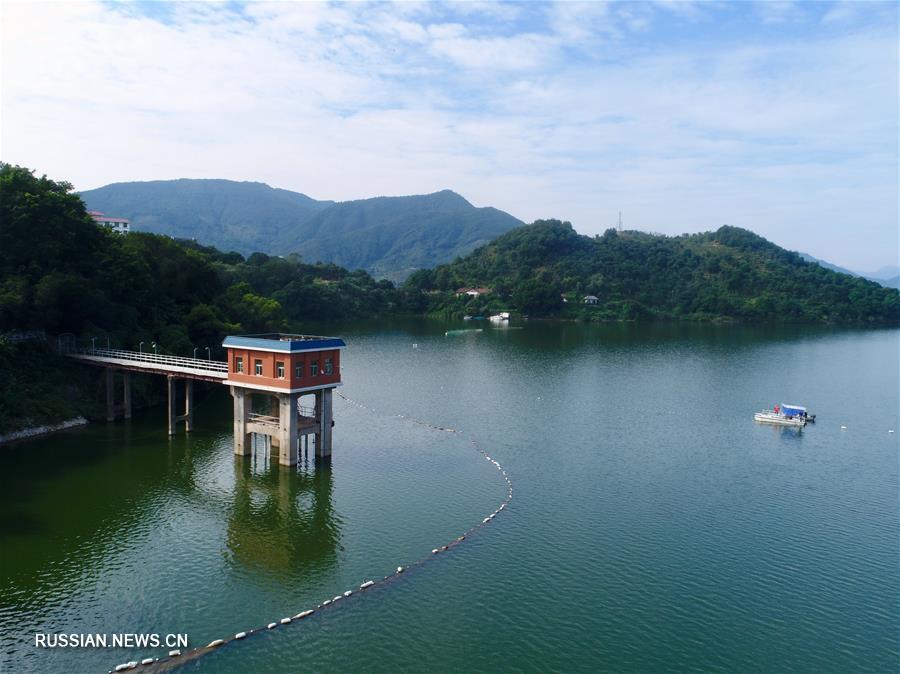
[[1, 320, 898, 672]]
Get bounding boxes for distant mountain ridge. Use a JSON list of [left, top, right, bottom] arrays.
[[80, 179, 522, 281], [798, 253, 899, 289]]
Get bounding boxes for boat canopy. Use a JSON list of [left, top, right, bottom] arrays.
[[781, 404, 806, 416]]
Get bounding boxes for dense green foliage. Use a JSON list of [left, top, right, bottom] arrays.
[[0, 341, 108, 433], [1, 164, 423, 355], [406, 219, 900, 324], [80, 180, 522, 281], [0, 164, 429, 432]]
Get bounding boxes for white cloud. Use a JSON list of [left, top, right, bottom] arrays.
[[0, 0, 896, 270]]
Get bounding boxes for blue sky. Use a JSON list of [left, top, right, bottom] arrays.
[[1, 1, 897, 271]]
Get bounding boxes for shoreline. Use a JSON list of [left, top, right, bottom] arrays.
[[0, 417, 89, 445]]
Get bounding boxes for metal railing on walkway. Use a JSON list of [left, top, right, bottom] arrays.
[[69, 347, 228, 376]]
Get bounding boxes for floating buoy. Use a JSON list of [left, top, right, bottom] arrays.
[[841, 425, 847, 430], [235, 632, 247, 640], [168, 650, 181, 657], [483, 518, 490, 524], [343, 590, 352, 597], [114, 665, 129, 673], [141, 658, 154, 665], [890, 430, 894, 433], [207, 639, 225, 648], [397, 566, 404, 573], [127, 662, 138, 669], [431, 548, 439, 554], [333, 595, 342, 602], [267, 622, 277, 629], [360, 580, 375, 589]]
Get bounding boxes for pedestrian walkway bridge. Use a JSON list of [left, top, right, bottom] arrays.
[[68, 348, 228, 382]]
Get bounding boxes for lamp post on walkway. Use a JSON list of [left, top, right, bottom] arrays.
[[139, 341, 144, 354], [91, 337, 96, 352], [205, 346, 211, 361], [152, 342, 157, 355], [193, 347, 199, 359]]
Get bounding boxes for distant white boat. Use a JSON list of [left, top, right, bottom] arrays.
[[489, 312, 510, 322]]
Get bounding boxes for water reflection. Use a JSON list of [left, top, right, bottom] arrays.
[[226, 456, 339, 580], [313, 316, 891, 356]]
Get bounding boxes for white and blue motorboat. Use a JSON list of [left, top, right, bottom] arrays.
[[754, 403, 815, 427]]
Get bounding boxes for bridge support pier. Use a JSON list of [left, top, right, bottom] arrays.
[[269, 396, 280, 450], [105, 368, 132, 422], [277, 392, 300, 466], [315, 388, 333, 462], [123, 373, 132, 420], [106, 368, 115, 422], [231, 387, 251, 455], [167, 376, 193, 435]]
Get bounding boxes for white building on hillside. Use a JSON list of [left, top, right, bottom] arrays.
[[89, 210, 130, 234]]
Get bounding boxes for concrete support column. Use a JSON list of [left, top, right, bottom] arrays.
[[278, 392, 299, 466], [123, 373, 132, 420], [167, 376, 177, 436], [106, 368, 115, 422], [316, 388, 333, 461], [232, 386, 251, 455], [184, 379, 194, 433], [313, 390, 322, 457], [269, 395, 280, 449]]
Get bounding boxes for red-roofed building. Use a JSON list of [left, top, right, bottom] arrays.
[[88, 211, 130, 234]]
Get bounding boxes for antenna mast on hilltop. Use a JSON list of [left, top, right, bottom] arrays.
[[617, 211, 623, 232]]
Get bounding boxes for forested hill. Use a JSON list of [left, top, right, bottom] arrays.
[[406, 220, 900, 324], [0, 164, 424, 433], [0, 164, 424, 349], [79, 179, 333, 253], [80, 179, 522, 281]]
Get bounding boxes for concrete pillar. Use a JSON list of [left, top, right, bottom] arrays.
[[269, 395, 280, 449], [316, 388, 333, 461], [184, 379, 194, 433], [313, 390, 321, 457], [278, 392, 299, 466], [232, 386, 251, 456], [167, 376, 177, 436], [123, 372, 132, 420], [106, 368, 115, 422]]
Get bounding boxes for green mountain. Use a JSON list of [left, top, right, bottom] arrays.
[[1, 163, 426, 432], [406, 219, 900, 324], [282, 190, 523, 282], [79, 180, 522, 281], [79, 179, 331, 253]]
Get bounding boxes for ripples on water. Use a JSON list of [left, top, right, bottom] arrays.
[[1, 322, 897, 673]]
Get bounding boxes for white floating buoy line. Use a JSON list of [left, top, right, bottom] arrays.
[[111, 390, 513, 674]]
